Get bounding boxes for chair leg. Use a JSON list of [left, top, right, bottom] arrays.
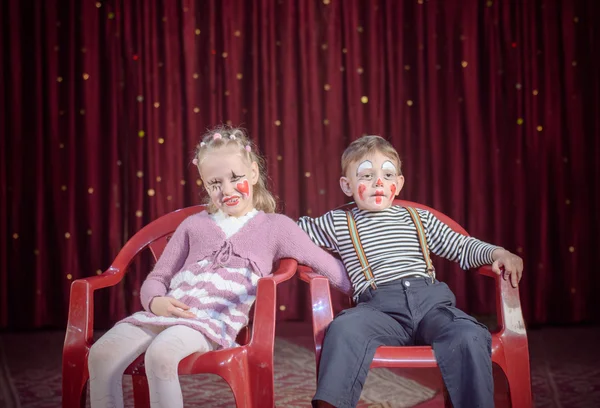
[[442, 387, 453, 407], [506, 368, 533, 408], [250, 367, 274, 408], [226, 375, 253, 408], [132, 375, 151, 408], [497, 339, 532, 408], [62, 366, 87, 408], [220, 356, 254, 408]]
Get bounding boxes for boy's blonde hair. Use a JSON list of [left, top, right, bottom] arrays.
[[341, 135, 402, 176], [193, 126, 277, 214]]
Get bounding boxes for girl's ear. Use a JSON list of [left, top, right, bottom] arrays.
[[250, 161, 260, 185]]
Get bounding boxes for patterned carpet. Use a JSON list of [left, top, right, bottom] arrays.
[[0, 339, 21, 408], [0, 331, 435, 408], [2, 326, 600, 407], [527, 326, 600, 408]]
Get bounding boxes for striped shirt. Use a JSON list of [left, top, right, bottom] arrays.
[[298, 205, 499, 298]]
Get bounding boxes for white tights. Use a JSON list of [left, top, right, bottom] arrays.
[[88, 323, 214, 408]]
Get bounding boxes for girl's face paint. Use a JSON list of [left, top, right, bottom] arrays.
[[376, 177, 383, 186], [390, 184, 397, 198], [236, 179, 250, 197], [375, 196, 383, 205], [358, 184, 367, 200], [200, 147, 258, 218]]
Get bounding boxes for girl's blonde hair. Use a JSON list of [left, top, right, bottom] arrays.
[[193, 126, 277, 214]]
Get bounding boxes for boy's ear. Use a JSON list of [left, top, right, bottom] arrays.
[[395, 175, 405, 196], [339, 176, 354, 197], [250, 161, 259, 185]]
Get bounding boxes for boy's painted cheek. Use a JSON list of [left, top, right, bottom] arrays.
[[390, 184, 397, 198], [236, 180, 250, 197], [358, 184, 367, 200]]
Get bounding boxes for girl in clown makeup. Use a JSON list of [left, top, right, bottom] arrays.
[[87, 126, 352, 408], [298, 135, 523, 408]]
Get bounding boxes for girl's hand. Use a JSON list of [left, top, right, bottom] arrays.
[[491, 249, 523, 288], [150, 296, 196, 318]]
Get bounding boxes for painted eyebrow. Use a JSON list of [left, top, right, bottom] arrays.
[[356, 160, 373, 176], [381, 160, 397, 172]]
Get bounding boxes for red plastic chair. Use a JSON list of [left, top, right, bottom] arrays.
[[62, 205, 296, 408], [298, 199, 532, 408]]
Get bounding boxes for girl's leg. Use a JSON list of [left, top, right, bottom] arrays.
[[144, 325, 214, 408], [88, 323, 160, 408]]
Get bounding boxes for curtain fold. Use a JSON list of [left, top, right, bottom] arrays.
[[1, 0, 598, 329]]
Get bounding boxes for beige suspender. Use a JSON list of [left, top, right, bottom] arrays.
[[405, 207, 435, 283], [345, 207, 435, 288], [345, 211, 377, 289]]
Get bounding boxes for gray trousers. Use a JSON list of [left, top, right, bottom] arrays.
[[313, 277, 493, 408]]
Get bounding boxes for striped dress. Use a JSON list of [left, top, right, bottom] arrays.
[[120, 209, 352, 349], [298, 205, 500, 299]]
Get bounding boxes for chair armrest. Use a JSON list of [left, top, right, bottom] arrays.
[[64, 266, 124, 351], [269, 259, 298, 283], [476, 265, 527, 336], [249, 258, 297, 349], [64, 235, 151, 348], [297, 265, 324, 283], [297, 265, 335, 366], [476, 264, 498, 279]]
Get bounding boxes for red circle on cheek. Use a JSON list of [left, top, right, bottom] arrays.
[[358, 184, 366, 200]]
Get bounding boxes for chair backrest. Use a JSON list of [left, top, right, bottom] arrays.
[[114, 205, 207, 271], [336, 199, 470, 236]]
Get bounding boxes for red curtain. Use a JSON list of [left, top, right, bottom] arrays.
[[1, 0, 599, 329]]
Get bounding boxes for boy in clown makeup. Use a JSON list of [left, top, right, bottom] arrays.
[[298, 135, 523, 408]]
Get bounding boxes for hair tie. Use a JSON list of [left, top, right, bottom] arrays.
[[230, 134, 237, 140], [192, 158, 198, 165], [245, 145, 252, 152], [200, 142, 206, 147], [213, 133, 222, 140]]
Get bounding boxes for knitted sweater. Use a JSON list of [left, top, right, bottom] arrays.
[[119, 210, 351, 349]]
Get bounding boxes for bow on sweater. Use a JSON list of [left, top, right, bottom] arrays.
[[213, 241, 234, 268], [208, 241, 263, 278]]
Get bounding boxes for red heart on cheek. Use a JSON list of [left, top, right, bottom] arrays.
[[236, 180, 250, 196]]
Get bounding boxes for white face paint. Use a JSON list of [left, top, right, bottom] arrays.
[[381, 160, 397, 173], [356, 160, 373, 175], [342, 151, 405, 212]]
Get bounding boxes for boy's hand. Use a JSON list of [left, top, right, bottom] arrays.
[[491, 249, 523, 288], [150, 296, 196, 318]]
